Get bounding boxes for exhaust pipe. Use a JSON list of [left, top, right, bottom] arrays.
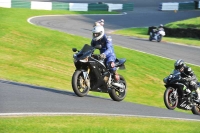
[[112, 82, 125, 89]]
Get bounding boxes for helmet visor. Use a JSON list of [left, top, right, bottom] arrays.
[[175, 65, 184, 72], [93, 32, 102, 38]]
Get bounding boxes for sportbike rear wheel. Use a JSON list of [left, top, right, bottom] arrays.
[[109, 75, 127, 102], [164, 87, 178, 110]]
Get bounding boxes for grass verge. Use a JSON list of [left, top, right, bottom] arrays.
[[1, 116, 200, 133]]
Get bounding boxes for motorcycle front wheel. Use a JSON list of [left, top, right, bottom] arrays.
[[157, 35, 162, 42], [191, 104, 200, 115], [149, 35, 152, 41], [164, 87, 178, 110], [72, 70, 89, 97], [109, 75, 127, 101]]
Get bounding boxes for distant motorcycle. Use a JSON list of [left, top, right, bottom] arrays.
[[163, 70, 200, 115], [71, 44, 127, 101], [149, 29, 165, 42]]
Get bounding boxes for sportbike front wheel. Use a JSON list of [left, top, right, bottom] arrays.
[[72, 70, 89, 97], [191, 104, 200, 115], [164, 87, 178, 110], [157, 36, 162, 42]]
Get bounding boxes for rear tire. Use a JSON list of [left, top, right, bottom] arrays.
[[109, 75, 127, 101], [72, 70, 89, 97], [164, 87, 178, 110]]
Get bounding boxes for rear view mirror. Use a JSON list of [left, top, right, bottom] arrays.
[[72, 48, 77, 52]]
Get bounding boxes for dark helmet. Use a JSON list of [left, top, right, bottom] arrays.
[[174, 59, 185, 71]]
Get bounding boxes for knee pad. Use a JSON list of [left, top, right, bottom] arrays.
[[190, 81, 198, 90]]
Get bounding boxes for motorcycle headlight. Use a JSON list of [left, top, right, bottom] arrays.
[[80, 57, 88, 62], [163, 76, 169, 84], [163, 78, 167, 83]]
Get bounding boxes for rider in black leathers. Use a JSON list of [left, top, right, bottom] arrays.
[[174, 59, 200, 102]]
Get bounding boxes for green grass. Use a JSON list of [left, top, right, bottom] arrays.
[[165, 17, 200, 29], [112, 17, 200, 46], [1, 116, 200, 133], [1, 7, 200, 132]]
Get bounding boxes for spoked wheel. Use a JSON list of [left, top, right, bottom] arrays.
[[72, 70, 89, 97], [109, 75, 127, 101], [192, 104, 200, 115], [164, 87, 178, 110]]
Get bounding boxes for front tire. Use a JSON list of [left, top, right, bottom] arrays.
[[109, 75, 127, 101], [72, 70, 89, 97], [157, 35, 162, 42], [164, 87, 178, 110], [149, 35, 152, 41], [191, 104, 200, 115]]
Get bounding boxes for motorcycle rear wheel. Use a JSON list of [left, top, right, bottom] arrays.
[[164, 87, 178, 110], [72, 70, 89, 97], [109, 75, 127, 101]]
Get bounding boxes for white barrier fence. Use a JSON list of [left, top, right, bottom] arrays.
[[31, 1, 52, 10], [159, 1, 200, 11], [106, 3, 123, 12], [159, 2, 179, 11], [0, 1, 132, 11]]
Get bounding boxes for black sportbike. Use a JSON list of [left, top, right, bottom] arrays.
[[163, 70, 200, 115], [71, 44, 127, 101]]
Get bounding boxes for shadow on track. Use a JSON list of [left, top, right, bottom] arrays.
[[0, 79, 111, 101]]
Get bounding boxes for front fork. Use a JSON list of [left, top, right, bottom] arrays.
[[171, 88, 178, 100], [82, 68, 90, 89]]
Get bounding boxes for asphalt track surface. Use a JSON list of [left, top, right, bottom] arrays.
[[1, 0, 200, 121]]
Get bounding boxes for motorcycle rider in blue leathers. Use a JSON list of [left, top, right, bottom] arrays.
[[91, 25, 120, 82]]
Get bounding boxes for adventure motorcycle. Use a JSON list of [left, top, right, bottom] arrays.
[[71, 44, 127, 101], [149, 29, 165, 42], [163, 70, 200, 115]]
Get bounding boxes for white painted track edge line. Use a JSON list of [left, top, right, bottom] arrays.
[[0, 112, 200, 121]]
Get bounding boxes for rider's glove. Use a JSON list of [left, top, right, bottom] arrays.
[[100, 53, 106, 59]]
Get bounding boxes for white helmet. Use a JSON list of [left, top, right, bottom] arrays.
[[92, 25, 104, 41]]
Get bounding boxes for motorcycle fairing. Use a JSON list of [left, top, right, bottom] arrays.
[[88, 58, 111, 93]]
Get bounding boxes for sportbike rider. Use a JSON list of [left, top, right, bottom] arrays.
[[91, 20, 120, 82], [174, 59, 200, 102]]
